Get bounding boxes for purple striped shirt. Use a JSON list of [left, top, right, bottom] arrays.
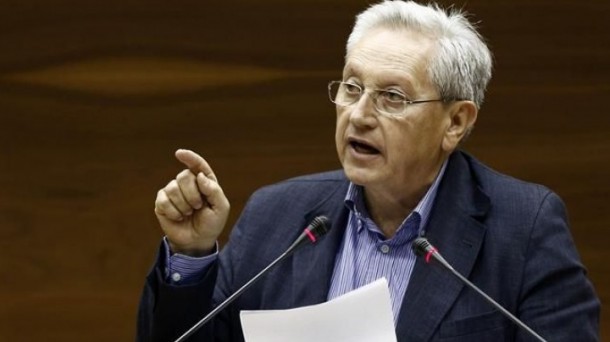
[[327, 161, 447, 323], [163, 237, 217, 284]]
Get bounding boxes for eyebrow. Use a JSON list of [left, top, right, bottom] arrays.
[[342, 63, 418, 96]]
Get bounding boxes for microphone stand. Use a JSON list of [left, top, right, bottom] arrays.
[[174, 216, 331, 342], [412, 237, 547, 342], [174, 247, 293, 342]]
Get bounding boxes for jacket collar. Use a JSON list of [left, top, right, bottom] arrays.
[[395, 151, 491, 340], [290, 177, 351, 306]]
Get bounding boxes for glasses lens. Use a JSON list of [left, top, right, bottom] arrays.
[[328, 82, 338, 104], [328, 82, 344, 105], [329, 82, 360, 106], [327, 81, 406, 116], [377, 97, 405, 116]]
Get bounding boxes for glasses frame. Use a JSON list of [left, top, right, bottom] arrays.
[[328, 80, 447, 117]]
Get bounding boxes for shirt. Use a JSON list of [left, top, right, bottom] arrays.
[[327, 161, 446, 323]]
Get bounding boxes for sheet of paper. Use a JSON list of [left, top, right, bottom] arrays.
[[240, 278, 397, 342]]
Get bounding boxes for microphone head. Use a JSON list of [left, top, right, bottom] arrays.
[[289, 216, 332, 251], [412, 237, 432, 257], [308, 215, 332, 239]]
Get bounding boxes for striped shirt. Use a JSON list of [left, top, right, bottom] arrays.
[[163, 238, 218, 283], [327, 161, 447, 323]]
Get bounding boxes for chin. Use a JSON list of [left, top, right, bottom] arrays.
[[342, 164, 376, 187]]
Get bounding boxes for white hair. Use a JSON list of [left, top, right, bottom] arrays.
[[347, 0, 493, 109]]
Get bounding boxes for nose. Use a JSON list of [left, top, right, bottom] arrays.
[[348, 91, 378, 127]]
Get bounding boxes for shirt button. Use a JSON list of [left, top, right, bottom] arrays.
[[380, 244, 390, 254], [171, 272, 182, 282]]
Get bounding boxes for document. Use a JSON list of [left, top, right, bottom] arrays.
[[240, 278, 397, 342]]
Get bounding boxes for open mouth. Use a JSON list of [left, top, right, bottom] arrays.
[[349, 139, 380, 155]]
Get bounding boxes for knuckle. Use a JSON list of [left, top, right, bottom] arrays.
[[154, 206, 163, 215], [207, 180, 223, 193], [165, 180, 181, 197], [156, 198, 172, 212], [169, 212, 183, 221], [187, 194, 203, 207], [162, 206, 181, 220], [176, 169, 193, 182]]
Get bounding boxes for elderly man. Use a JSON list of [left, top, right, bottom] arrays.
[[137, 1, 600, 341]]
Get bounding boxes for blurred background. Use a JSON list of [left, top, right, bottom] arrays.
[[0, 0, 608, 340]]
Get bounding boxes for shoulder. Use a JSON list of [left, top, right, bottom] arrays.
[[459, 151, 557, 206], [454, 151, 570, 253], [448, 151, 568, 240], [225, 170, 349, 268], [253, 170, 347, 198], [243, 170, 349, 216], [272, 170, 347, 185]]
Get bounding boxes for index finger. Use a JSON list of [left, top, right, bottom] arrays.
[[174, 149, 218, 182]]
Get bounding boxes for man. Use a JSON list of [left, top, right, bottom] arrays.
[[137, 1, 600, 341]]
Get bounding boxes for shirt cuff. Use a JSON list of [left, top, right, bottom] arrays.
[[163, 237, 218, 285]]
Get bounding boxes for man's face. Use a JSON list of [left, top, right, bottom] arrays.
[[335, 28, 453, 193]]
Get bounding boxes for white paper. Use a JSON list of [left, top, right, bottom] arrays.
[[240, 278, 397, 342]]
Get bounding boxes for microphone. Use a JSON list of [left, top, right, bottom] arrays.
[[412, 237, 547, 342], [174, 216, 332, 342]]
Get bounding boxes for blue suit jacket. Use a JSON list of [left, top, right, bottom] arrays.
[[137, 151, 600, 341]]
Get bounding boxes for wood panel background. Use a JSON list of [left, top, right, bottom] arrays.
[[0, 0, 608, 340]]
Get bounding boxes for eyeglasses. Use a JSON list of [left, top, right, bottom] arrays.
[[327, 80, 446, 117]]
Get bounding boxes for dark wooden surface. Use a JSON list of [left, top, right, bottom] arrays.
[[0, 1, 608, 340]]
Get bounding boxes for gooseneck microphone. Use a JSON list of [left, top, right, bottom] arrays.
[[412, 237, 547, 342], [174, 216, 332, 342]]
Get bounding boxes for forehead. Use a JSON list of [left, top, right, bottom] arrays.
[[344, 28, 436, 87]]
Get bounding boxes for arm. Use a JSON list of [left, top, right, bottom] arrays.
[[136, 243, 219, 342], [517, 191, 600, 341], [136, 149, 231, 342]]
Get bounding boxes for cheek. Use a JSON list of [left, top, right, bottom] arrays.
[[385, 128, 410, 157], [411, 112, 446, 141], [383, 120, 429, 160]]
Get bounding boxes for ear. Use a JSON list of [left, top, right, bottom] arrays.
[[442, 100, 478, 152]]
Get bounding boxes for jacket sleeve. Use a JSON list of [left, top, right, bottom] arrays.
[[136, 196, 258, 342], [136, 242, 219, 342], [516, 191, 600, 341]]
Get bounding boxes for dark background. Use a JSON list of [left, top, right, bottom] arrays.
[[0, 0, 608, 340]]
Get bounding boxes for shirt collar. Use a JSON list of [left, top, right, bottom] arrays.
[[344, 159, 448, 235]]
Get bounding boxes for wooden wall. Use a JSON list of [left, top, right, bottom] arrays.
[[0, 0, 608, 340]]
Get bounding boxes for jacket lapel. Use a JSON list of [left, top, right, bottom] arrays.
[[290, 179, 351, 307], [396, 152, 490, 341]]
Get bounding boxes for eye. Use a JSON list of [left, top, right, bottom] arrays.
[[380, 90, 406, 103], [343, 82, 361, 95]]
